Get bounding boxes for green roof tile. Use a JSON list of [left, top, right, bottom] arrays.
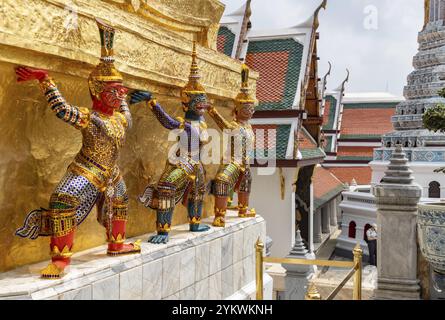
[[217, 26, 235, 57], [255, 125, 291, 160], [343, 103, 399, 109], [300, 148, 326, 160]]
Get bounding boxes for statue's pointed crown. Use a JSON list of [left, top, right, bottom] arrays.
[[235, 64, 255, 105], [181, 41, 205, 99], [88, 18, 123, 99]]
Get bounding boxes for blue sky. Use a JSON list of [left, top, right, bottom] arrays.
[[219, 0, 424, 96]]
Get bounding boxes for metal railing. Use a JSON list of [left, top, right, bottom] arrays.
[[255, 239, 363, 300]]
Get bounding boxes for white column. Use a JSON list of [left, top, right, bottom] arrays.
[[321, 206, 330, 234], [309, 182, 314, 253], [313, 209, 322, 244], [330, 199, 338, 227]]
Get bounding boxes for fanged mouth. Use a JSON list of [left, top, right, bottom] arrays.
[[196, 104, 209, 110]]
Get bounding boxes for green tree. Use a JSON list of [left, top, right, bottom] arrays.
[[423, 88, 445, 173], [424, 88, 445, 133]]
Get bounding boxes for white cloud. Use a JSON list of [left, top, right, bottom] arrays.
[[220, 0, 424, 96]]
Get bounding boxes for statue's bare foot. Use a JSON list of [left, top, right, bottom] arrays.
[[190, 224, 210, 232], [212, 216, 225, 228], [40, 260, 69, 279], [148, 234, 169, 244], [107, 240, 141, 256]]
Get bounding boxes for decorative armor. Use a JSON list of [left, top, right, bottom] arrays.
[[208, 64, 256, 227], [137, 42, 210, 244], [15, 19, 140, 279]]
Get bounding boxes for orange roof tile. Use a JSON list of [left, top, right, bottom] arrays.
[[337, 146, 375, 158], [327, 166, 372, 185], [245, 51, 289, 103], [313, 166, 345, 205], [217, 35, 226, 54], [323, 99, 333, 127], [298, 128, 317, 150], [341, 108, 395, 137]]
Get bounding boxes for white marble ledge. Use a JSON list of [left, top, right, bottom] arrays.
[[0, 211, 264, 299]]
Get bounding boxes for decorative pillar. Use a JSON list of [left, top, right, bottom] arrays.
[[313, 209, 322, 243], [283, 230, 316, 300], [309, 182, 314, 253], [372, 146, 422, 300], [330, 200, 338, 227], [321, 206, 330, 234], [336, 195, 342, 227]]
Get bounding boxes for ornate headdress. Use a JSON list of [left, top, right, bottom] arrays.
[[234, 64, 255, 111], [181, 41, 206, 104], [88, 18, 123, 100]]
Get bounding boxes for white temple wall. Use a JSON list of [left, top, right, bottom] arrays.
[[336, 190, 377, 257], [250, 167, 296, 258], [371, 161, 445, 198]]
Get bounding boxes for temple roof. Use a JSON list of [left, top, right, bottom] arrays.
[[299, 127, 326, 160], [342, 92, 404, 104], [321, 90, 402, 185], [336, 146, 375, 162], [245, 37, 304, 111], [322, 95, 338, 131], [327, 166, 372, 186], [218, 0, 326, 168], [313, 166, 345, 210], [217, 26, 236, 57], [340, 101, 398, 140], [252, 124, 293, 161]]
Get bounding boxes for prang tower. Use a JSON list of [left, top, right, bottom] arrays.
[[371, 0, 445, 198]]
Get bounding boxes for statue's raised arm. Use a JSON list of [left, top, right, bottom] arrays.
[[15, 66, 91, 129], [129, 90, 189, 132], [137, 41, 211, 245], [14, 18, 140, 280]]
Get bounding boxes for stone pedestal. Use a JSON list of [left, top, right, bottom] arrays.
[[282, 230, 316, 300], [0, 211, 269, 300], [372, 146, 421, 300]]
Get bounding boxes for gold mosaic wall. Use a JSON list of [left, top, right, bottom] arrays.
[[0, 0, 258, 272]]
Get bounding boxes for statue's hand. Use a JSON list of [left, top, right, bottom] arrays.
[[129, 90, 153, 105], [15, 66, 48, 83], [207, 104, 215, 112]]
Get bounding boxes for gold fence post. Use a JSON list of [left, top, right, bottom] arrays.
[[352, 243, 363, 300], [255, 238, 264, 300]]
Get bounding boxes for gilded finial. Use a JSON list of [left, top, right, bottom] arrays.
[[425, 0, 430, 27], [88, 18, 123, 99], [96, 18, 116, 60], [305, 283, 322, 300], [235, 64, 255, 107], [181, 41, 206, 103], [241, 63, 249, 89], [189, 41, 200, 81]]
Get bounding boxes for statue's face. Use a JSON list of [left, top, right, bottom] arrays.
[[236, 102, 255, 122], [100, 82, 128, 110], [186, 93, 209, 116]]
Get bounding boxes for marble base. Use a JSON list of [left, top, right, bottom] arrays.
[[226, 274, 273, 300], [0, 211, 266, 300]]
